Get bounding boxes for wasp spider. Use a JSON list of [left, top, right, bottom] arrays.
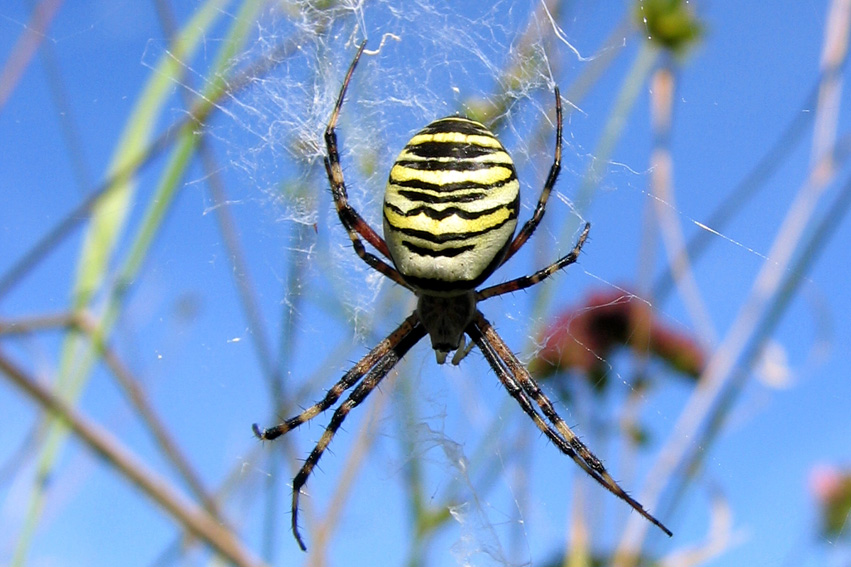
[[253, 41, 672, 550]]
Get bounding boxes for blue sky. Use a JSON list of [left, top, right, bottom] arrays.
[[1, 1, 850, 566]]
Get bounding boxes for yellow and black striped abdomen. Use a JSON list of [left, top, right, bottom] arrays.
[[383, 117, 519, 293]]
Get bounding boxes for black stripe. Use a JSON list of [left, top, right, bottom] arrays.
[[394, 158, 511, 172], [396, 189, 487, 204], [397, 233, 514, 293], [401, 274, 475, 293], [401, 241, 475, 258], [392, 226, 476, 244], [385, 207, 518, 245], [386, 201, 511, 221], [404, 141, 499, 160], [422, 118, 490, 136], [388, 171, 518, 194]]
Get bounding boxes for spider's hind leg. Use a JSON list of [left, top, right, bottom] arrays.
[[288, 356, 395, 550], [281, 315, 427, 551], [253, 314, 423, 441], [469, 312, 672, 537]]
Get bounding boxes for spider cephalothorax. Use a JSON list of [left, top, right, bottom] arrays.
[[253, 40, 672, 551]]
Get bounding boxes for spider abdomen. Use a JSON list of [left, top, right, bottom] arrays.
[[383, 116, 519, 293]]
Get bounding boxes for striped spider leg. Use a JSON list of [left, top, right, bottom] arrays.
[[322, 40, 411, 291], [498, 83, 565, 268], [467, 310, 673, 537], [254, 314, 426, 550], [475, 223, 672, 537], [253, 39, 671, 551]]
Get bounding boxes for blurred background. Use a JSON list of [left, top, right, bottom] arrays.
[[2, 1, 851, 566]]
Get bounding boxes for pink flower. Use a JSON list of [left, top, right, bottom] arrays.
[[530, 288, 705, 382]]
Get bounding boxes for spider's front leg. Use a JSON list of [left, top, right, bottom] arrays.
[[321, 41, 413, 290], [477, 222, 590, 302], [500, 86, 565, 266]]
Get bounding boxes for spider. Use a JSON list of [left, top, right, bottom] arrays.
[[253, 40, 672, 551]]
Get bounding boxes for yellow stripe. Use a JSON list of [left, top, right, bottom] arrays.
[[389, 164, 513, 186], [407, 132, 502, 148], [385, 184, 518, 215], [384, 205, 512, 235], [397, 148, 514, 164]]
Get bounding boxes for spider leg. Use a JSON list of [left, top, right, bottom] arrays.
[[288, 316, 427, 551], [467, 316, 642, 516], [499, 87, 564, 266], [321, 159, 411, 289], [468, 317, 579, 452], [252, 313, 422, 441], [469, 312, 672, 537], [477, 222, 590, 301], [323, 41, 413, 291]]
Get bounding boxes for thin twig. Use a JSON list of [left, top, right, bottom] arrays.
[[0, 310, 225, 523], [613, 2, 851, 563], [0, 349, 267, 567], [0, 0, 63, 110], [648, 64, 716, 345], [0, 34, 300, 302]]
